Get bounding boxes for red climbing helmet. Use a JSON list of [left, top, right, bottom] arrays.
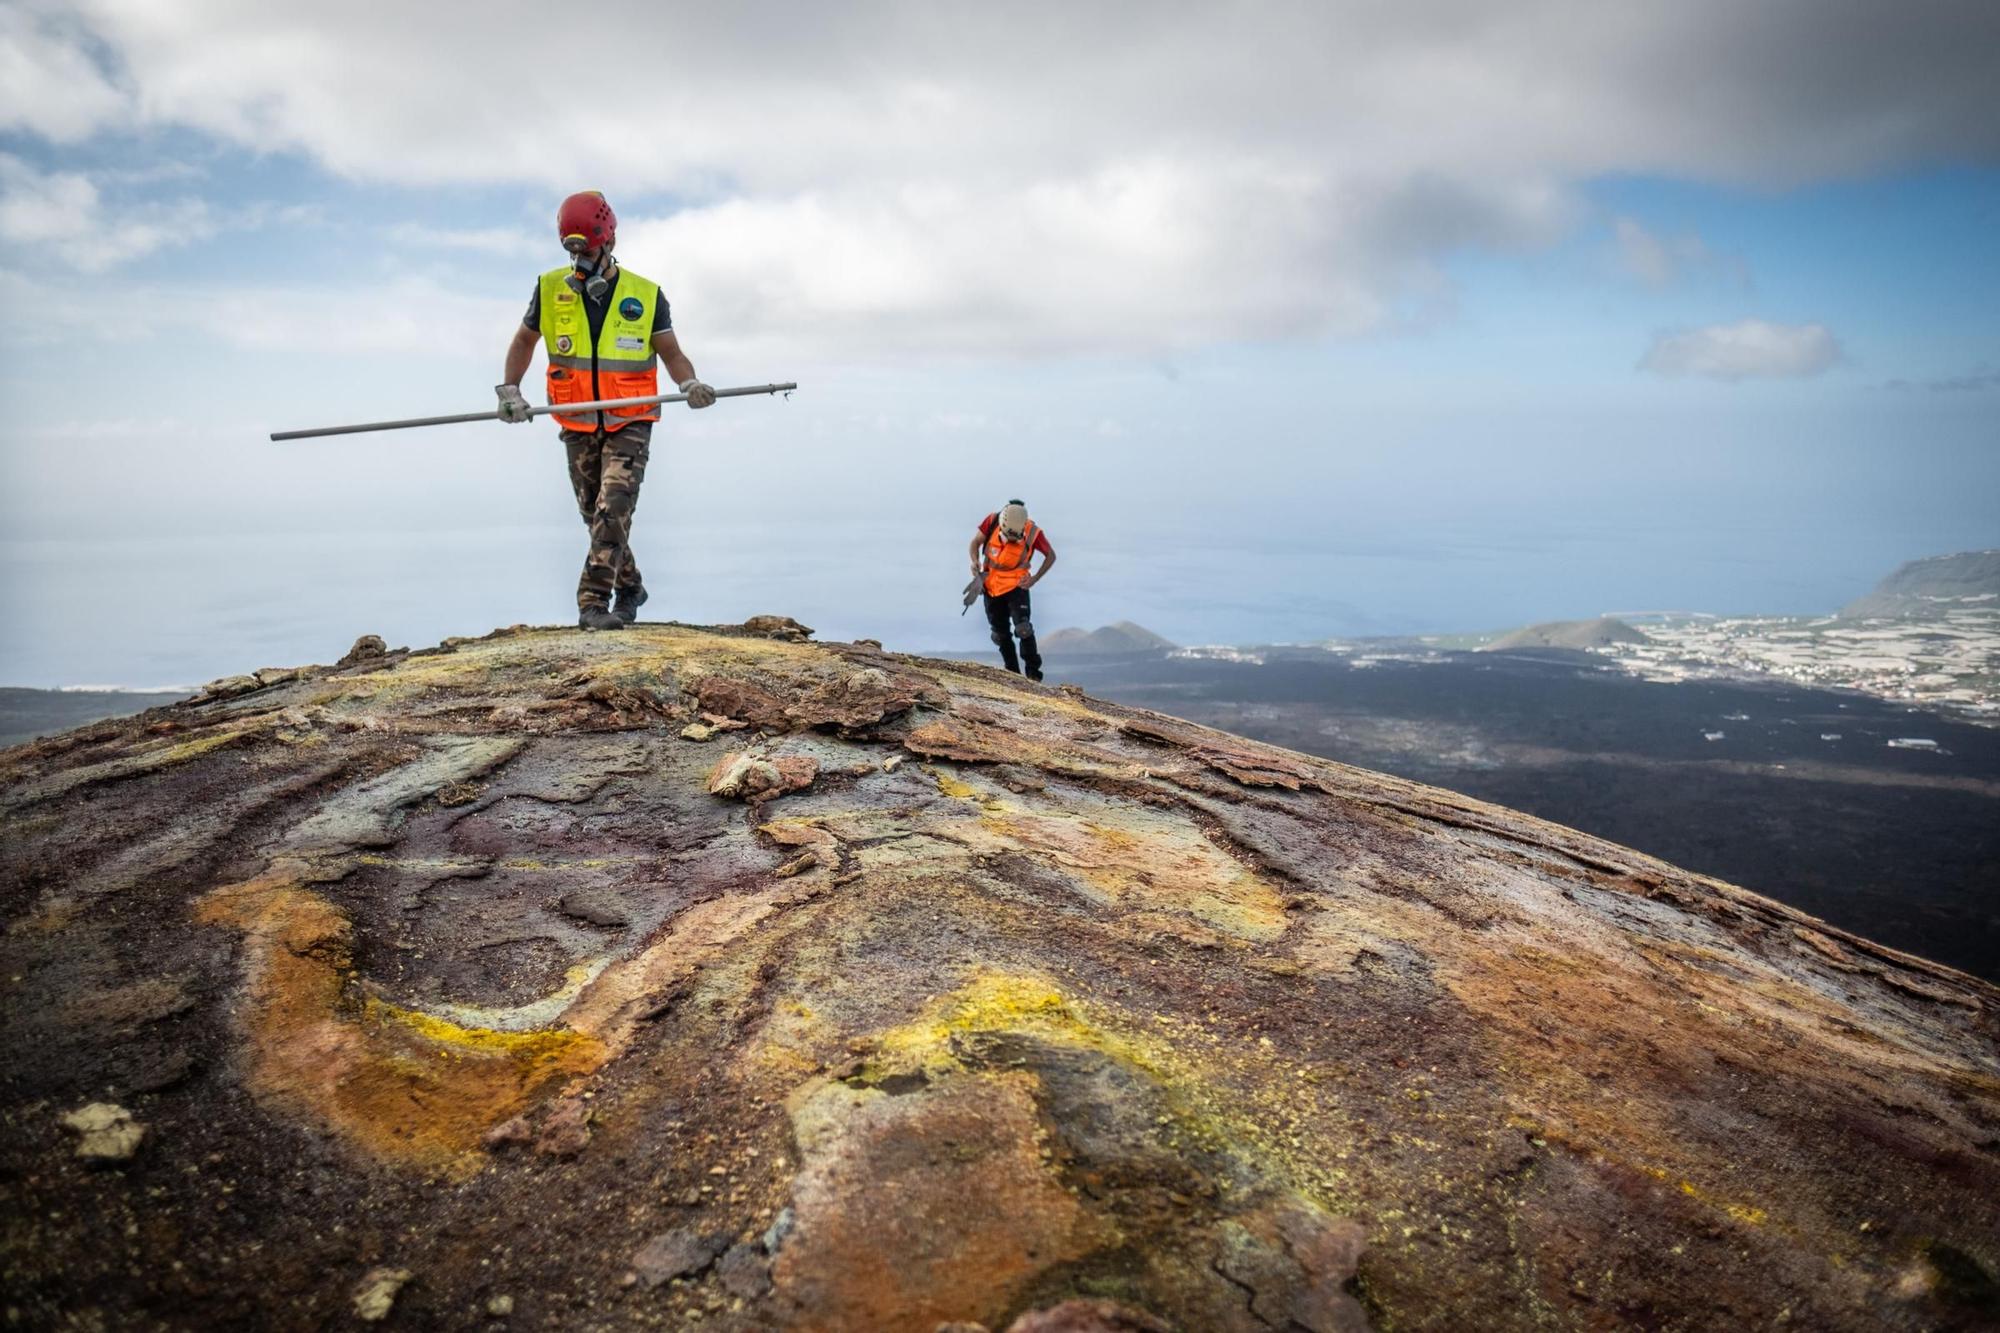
[[557, 191, 616, 253]]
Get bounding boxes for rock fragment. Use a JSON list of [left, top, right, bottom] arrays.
[[716, 1242, 772, 1298], [565, 676, 676, 722], [482, 1116, 533, 1151], [475, 1097, 594, 1163], [693, 677, 791, 729], [903, 720, 1009, 763], [707, 751, 818, 803], [706, 752, 780, 799], [759, 820, 842, 876], [631, 1227, 727, 1289], [352, 1267, 412, 1322], [682, 713, 751, 741], [740, 615, 814, 641], [534, 1098, 592, 1156], [1278, 1204, 1368, 1285], [1215, 1203, 1370, 1333], [195, 673, 262, 702], [485, 1293, 514, 1318], [785, 666, 926, 731], [337, 634, 389, 668], [59, 1102, 145, 1163]]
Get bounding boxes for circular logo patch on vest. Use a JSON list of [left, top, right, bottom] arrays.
[[619, 296, 643, 321], [555, 334, 573, 354]]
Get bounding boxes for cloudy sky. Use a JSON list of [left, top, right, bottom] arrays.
[[2, 1, 1998, 683]]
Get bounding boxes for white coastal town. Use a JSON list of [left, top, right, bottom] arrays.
[[1602, 598, 2000, 726]]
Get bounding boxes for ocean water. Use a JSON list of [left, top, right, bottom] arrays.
[[2, 501, 1989, 688], [10, 361, 1999, 688]]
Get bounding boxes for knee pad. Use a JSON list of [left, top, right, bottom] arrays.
[[990, 627, 1011, 648], [1014, 619, 1034, 640]]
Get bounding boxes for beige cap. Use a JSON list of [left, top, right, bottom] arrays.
[[998, 502, 1029, 536]]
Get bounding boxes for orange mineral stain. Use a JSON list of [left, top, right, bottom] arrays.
[[197, 866, 604, 1173]]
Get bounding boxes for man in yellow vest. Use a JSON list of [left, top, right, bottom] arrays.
[[496, 191, 716, 630], [968, 500, 1057, 680]]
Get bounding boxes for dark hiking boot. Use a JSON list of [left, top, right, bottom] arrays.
[[613, 585, 649, 624], [1026, 666, 1044, 683], [578, 606, 624, 631]]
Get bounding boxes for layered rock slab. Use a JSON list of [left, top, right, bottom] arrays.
[[0, 621, 1995, 1331]]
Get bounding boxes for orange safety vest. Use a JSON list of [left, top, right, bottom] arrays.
[[538, 266, 661, 433], [983, 520, 1041, 596]]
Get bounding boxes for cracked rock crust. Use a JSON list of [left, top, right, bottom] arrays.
[[2, 620, 1997, 1331]]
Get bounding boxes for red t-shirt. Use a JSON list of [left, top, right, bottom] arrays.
[[978, 513, 1054, 557]]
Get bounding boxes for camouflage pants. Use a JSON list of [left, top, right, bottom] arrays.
[[562, 422, 651, 610]]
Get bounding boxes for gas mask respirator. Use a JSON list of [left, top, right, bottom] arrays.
[[565, 245, 613, 302]]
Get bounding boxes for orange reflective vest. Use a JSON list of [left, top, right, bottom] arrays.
[[538, 266, 661, 433], [983, 520, 1041, 596]]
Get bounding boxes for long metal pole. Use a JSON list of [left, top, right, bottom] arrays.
[[270, 382, 797, 441]]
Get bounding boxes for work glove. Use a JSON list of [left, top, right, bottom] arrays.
[[495, 383, 531, 424], [678, 377, 717, 410]]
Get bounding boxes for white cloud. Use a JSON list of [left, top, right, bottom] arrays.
[[0, 152, 214, 269], [56, 3, 2000, 190], [0, 266, 519, 358], [0, 5, 126, 141], [621, 165, 1572, 358], [0, 157, 328, 272], [383, 222, 543, 259], [10, 1, 2000, 355], [189, 280, 520, 359], [1638, 319, 1843, 381]]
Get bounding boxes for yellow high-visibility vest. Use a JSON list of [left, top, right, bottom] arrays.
[[538, 266, 661, 432]]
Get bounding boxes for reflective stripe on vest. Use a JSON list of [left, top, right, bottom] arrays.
[[983, 521, 1039, 596], [538, 267, 662, 432]]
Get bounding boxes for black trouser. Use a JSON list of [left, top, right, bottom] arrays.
[[983, 586, 1041, 677]]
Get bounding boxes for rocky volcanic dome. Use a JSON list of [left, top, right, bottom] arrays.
[[3, 620, 1997, 1331]]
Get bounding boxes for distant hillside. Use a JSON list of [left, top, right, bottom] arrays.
[[1040, 621, 1177, 655], [1840, 549, 2000, 619], [1482, 617, 1651, 652]]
